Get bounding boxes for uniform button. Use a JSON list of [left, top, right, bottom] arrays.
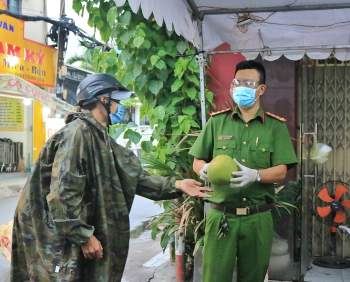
[[242, 159, 246, 163], [262, 148, 266, 152], [222, 146, 227, 149], [245, 124, 249, 127], [243, 197, 247, 201], [243, 141, 247, 145]]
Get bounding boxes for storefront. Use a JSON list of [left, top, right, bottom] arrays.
[[0, 75, 74, 172], [0, 2, 72, 172]]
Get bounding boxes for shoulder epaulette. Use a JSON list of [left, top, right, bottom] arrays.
[[266, 112, 287, 122], [210, 108, 232, 116]]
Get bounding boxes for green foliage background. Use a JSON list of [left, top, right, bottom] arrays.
[[72, 0, 213, 179]]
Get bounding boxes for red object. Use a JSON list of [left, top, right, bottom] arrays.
[[175, 253, 185, 282], [206, 42, 246, 112], [175, 233, 185, 282], [316, 184, 350, 225]]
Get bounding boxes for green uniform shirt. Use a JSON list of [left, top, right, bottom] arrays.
[[189, 107, 298, 207]]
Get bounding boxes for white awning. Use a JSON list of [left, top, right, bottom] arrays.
[[114, 0, 350, 61]]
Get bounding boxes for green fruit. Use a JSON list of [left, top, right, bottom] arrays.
[[207, 154, 238, 185]]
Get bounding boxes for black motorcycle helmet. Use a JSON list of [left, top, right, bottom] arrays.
[[76, 73, 128, 107]]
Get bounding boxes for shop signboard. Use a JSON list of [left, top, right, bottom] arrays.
[[0, 10, 57, 87]]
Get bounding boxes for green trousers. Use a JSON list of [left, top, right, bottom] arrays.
[[203, 208, 273, 282]]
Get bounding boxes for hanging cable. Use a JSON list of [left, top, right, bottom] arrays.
[[0, 9, 110, 51]]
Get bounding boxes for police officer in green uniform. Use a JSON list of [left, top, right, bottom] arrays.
[[189, 60, 298, 282]]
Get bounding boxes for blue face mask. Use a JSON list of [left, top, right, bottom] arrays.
[[232, 86, 257, 108], [110, 104, 126, 124]]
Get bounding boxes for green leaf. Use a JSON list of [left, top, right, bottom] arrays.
[[135, 74, 148, 90], [167, 161, 176, 170], [155, 60, 166, 70], [150, 55, 160, 66], [186, 87, 197, 100], [133, 36, 145, 48], [187, 74, 200, 86], [120, 31, 132, 45], [141, 141, 153, 153], [178, 115, 192, 133], [153, 106, 166, 120], [124, 129, 142, 144], [174, 58, 189, 79], [72, 0, 82, 13], [160, 229, 172, 251], [176, 41, 188, 55], [149, 80, 163, 95], [171, 79, 184, 92], [156, 69, 169, 81], [151, 223, 160, 240], [158, 49, 167, 57], [132, 64, 142, 79], [120, 11, 131, 26], [182, 105, 196, 116], [107, 6, 118, 28], [108, 124, 126, 139], [143, 39, 151, 49], [171, 96, 185, 106]]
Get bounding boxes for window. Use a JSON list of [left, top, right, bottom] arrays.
[[7, 0, 21, 13]]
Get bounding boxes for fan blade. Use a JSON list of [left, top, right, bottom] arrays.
[[318, 187, 334, 203], [317, 206, 331, 217], [334, 210, 346, 224], [335, 184, 348, 200], [341, 199, 350, 209]]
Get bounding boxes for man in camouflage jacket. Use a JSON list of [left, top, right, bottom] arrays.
[[11, 74, 209, 282]]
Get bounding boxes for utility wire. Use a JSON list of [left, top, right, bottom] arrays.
[[0, 9, 110, 50]]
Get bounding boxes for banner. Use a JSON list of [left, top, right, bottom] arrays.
[[0, 96, 24, 131], [0, 13, 57, 87]]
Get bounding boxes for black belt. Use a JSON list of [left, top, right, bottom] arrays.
[[212, 203, 274, 216]]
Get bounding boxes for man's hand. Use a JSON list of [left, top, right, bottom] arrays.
[[175, 179, 212, 198], [81, 235, 103, 260], [199, 163, 210, 181], [230, 159, 258, 188]]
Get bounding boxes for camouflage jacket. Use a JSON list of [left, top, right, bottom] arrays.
[[11, 112, 180, 282]]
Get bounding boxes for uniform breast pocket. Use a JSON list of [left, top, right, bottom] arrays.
[[249, 143, 273, 168], [214, 140, 236, 158]]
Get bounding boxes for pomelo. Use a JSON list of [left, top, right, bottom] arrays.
[[207, 154, 238, 185]]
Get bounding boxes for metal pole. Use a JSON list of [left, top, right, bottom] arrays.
[[200, 3, 350, 16], [56, 0, 66, 98], [198, 53, 207, 128], [197, 20, 206, 128], [175, 231, 185, 282]]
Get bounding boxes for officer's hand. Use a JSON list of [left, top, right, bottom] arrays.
[[81, 235, 103, 260], [199, 163, 210, 181], [230, 159, 258, 188], [176, 179, 212, 198]]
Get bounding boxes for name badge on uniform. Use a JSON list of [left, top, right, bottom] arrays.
[[218, 135, 233, 141]]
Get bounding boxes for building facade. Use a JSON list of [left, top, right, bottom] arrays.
[[0, 0, 62, 172]]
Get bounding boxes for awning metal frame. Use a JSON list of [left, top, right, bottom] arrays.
[[185, 1, 350, 19]]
